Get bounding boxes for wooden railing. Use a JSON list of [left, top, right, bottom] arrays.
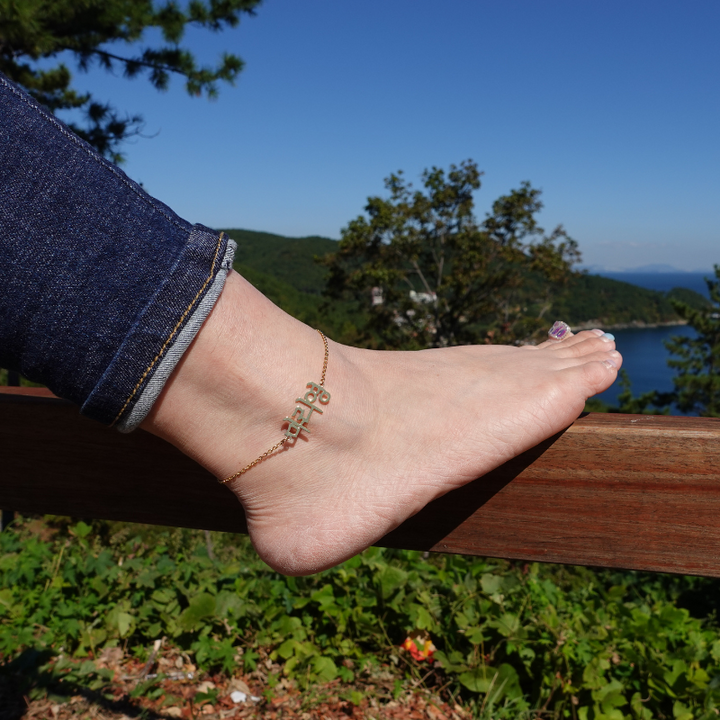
[[2, 386, 720, 577]]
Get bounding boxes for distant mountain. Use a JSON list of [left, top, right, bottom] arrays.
[[626, 264, 715, 274], [582, 263, 714, 274], [625, 264, 684, 273]]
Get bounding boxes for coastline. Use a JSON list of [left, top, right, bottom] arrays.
[[571, 319, 689, 331]]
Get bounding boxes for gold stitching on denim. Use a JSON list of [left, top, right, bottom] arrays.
[[111, 232, 225, 426]]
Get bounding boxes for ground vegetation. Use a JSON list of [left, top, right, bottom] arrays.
[[4, 516, 720, 719]]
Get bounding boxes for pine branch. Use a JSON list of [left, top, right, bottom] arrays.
[[71, 47, 186, 77]]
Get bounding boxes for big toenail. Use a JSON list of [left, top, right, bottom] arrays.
[[601, 333, 615, 341]]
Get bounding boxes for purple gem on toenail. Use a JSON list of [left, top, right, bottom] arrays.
[[548, 320, 571, 340]]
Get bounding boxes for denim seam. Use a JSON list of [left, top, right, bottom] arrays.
[[0, 74, 186, 232], [116, 240, 235, 433], [110, 231, 225, 426]]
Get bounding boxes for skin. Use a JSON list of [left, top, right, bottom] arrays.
[[143, 271, 623, 576]]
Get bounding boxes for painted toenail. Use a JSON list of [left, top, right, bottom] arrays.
[[603, 358, 619, 369], [601, 333, 615, 341], [591, 329, 605, 336]]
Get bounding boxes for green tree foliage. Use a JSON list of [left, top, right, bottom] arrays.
[[0, 0, 261, 161], [666, 266, 720, 417], [216, 229, 701, 346], [322, 161, 581, 350]]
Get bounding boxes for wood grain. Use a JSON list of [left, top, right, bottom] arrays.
[[2, 389, 720, 576]]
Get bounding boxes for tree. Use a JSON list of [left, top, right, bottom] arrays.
[[322, 160, 581, 350], [0, 0, 261, 161], [665, 266, 720, 417]]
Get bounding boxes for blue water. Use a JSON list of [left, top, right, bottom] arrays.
[[590, 271, 714, 413], [595, 324, 697, 411]]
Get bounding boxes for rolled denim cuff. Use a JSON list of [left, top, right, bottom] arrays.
[[80, 229, 235, 427], [113, 238, 236, 432]]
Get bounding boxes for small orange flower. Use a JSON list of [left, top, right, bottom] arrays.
[[401, 631, 436, 662]]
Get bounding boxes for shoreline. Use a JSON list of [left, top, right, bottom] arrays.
[[571, 319, 689, 331]]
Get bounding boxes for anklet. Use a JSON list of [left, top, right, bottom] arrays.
[[219, 329, 331, 485]]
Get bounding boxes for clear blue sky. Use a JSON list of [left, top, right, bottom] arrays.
[[68, 0, 719, 271]]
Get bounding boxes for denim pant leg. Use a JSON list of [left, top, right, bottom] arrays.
[[0, 73, 235, 431]]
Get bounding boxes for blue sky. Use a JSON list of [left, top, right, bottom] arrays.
[[67, 0, 719, 271]]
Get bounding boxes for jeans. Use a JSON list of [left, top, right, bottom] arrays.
[[0, 73, 236, 431]]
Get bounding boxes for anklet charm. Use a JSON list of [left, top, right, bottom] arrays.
[[219, 329, 330, 485], [284, 381, 331, 439]]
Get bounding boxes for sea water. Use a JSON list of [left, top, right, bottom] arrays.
[[591, 271, 713, 414], [594, 324, 697, 411]]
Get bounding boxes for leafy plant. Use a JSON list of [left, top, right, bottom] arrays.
[[4, 518, 720, 718]]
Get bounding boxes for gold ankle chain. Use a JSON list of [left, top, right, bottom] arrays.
[[219, 329, 331, 485]]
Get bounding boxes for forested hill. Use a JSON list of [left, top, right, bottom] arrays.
[[223, 228, 335, 294], [220, 228, 710, 333], [554, 274, 709, 328]]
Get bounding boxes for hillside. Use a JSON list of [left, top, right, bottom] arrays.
[[221, 228, 710, 332], [555, 273, 710, 327], [220, 229, 336, 295]]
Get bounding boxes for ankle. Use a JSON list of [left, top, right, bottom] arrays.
[[141, 271, 340, 480]]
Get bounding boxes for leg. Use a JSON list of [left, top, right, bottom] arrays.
[[144, 271, 622, 575]]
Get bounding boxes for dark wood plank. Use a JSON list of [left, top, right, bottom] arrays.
[[2, 391, 720, 576], [0, 390, 247, 532]]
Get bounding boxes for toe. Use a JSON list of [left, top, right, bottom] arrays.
[[567, 355, 620, 396], [555, 335, 617, 358], [576, 348, 622, 369]]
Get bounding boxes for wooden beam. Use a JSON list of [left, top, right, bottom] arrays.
[[2, 388, 720, 576]]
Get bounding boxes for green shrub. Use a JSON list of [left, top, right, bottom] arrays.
[[2, 517, 720, 718]]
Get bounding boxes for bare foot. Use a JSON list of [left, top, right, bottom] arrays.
[[144, 271, 622, 575]]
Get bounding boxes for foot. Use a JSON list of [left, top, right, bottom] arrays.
[[143, 272, 622, 575]]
